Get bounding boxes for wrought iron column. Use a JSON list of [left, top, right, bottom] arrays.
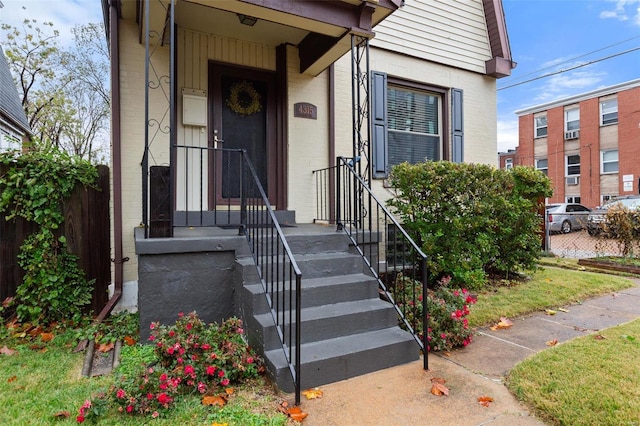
[[143, 0, 175, 238], [350, 35, 371, 229]]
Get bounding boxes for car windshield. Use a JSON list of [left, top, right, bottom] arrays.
[[602, 198, 640, 210]]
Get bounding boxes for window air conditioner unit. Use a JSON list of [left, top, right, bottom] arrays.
[[566, 176, 579, 185], [564, 130, 579, 140]]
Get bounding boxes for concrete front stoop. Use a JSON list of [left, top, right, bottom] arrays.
[[236, 229, 419, 393]]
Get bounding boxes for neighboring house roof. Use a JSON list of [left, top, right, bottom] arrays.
[[515, 78, 640, 116], [0, 46, 31, 136]]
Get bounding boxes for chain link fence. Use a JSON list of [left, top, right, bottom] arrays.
[[544, 212, 639, 259]]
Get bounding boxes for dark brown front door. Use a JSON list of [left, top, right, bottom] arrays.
[[210, 63, 276, 203]]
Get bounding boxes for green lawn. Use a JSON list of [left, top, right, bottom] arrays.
[[507, 320, 640, 425], [468, 265, 635, 327]]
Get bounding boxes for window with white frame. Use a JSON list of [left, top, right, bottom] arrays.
[[535, 158, 548, 175], [534, 115, 547, 138], [601, 149, 619, 174], [566, 154, 580, 176], [505, 158, 513, 170], [566, 196, 581, 203], [601, 195, 614, 204], [565, 108, 579, 131], [387, 84, 442, 166], [600, 99, 618, 125]]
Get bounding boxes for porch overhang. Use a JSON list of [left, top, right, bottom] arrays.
[[114, 0, 402, 76]]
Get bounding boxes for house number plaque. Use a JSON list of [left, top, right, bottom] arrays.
[[294, 102, 317, 119]]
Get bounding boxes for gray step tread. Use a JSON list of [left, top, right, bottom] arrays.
[[265, 327, 417, 366], [244, 273, 375, 295], [255, 298, 394, 324]]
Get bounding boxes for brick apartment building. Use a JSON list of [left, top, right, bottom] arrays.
[[514, 79, 640, 209]]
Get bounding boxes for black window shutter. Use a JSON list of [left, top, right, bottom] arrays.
[[371, 71, 388, 178], [452, 88, 464, 163]]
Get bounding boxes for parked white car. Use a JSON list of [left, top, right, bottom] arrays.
[[546, 203, 592, 234]]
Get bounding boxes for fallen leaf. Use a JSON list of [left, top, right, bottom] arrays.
[[40, 332, 54, 342], [490, 317, 513, 331], [302, 387, 323, 400], [431, 383, 449, 396], [52, 411, 70, 419], [97, 342, 114, 353], [123, 336, 136, 346], [593, 334, 606, 340], [558, 308, 570, 313], [224, 387, 235, 396], [202, 395, 227, 407], [478, 396, 494, 407], [211, 423, 228, 426], [287, 406, 309, 422], [430, 378, 449, 396], [546, 339, 558, 347], [2, 297, 13, 308], [545, 309, 557, 316], [7, 376, 17, 383], [28, 326, 43, 337], [442, 351, 451, 357], [0, 345, 17, 356]]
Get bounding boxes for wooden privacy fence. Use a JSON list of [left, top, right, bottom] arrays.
[[0, 164, 111, 316]]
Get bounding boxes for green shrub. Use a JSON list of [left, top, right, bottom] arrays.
[[387, 161, 551, 289]]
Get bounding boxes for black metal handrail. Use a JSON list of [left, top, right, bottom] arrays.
[[313, 157, 429, 369], [237, 150, 303, 405]]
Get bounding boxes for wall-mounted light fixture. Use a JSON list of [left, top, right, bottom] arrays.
[[237, 14, 258, 26]]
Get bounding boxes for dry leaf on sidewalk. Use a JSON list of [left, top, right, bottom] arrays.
[[477, 396, 494, 407], [546, 339, 558, 347], [430, 377, 449, 396], [490, 317, 513, 331]]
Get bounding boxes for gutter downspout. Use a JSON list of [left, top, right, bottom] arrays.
[[96, 0, 123, 322], [328, 64, 336, 223]]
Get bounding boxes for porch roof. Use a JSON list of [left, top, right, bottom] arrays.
[[106, 0, 403, 76]]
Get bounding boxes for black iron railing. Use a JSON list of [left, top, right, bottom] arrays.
[[170, 145, 303, 404], [313, 157, 429, 369]]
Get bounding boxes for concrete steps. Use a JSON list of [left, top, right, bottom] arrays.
[[237, 227, 419, 393]]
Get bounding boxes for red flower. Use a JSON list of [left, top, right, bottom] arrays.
[[167, 347, 175, 355], [159, 373, 168, 381], [76, 415, 85, 423], [168, 330, 175, 337], [147, 393, 154, 400], [149, 335, 155, 341], [206, 365, 216, 375], [157, 393, 171, 405], [126, 405, 134, 413], [184, 365, 195, 375], [221, 378, 230, 386], [201, 343, 210, 350], [217, 369, 225, 377], [246, 356, 254, 364], [186, 323, 193, 331], [116, 388, 126, 399]]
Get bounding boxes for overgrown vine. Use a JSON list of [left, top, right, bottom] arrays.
[[0, 148, 99, 324]]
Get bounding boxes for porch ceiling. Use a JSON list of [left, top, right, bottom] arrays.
[[124, 0, 401, 76]]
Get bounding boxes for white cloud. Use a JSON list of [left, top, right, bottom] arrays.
[[497, 119, 519, 153], [599, 0, 640, 25], [532, 69, 605, 103]]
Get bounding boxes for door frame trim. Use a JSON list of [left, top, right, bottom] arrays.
[[207, 60, 286, 209]]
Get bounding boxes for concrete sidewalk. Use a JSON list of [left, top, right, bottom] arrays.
[[299, 279, 640, 426]]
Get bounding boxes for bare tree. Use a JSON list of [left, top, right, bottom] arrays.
[[1, 16, 109, 163]]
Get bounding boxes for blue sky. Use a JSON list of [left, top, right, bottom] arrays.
[[498, 0, 640, 152], [1, 0, 639, 155]]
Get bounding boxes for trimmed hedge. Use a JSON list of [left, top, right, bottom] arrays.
[[387, 162, 552, 290]]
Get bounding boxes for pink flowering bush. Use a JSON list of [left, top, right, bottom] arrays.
[[393, 275, 476, 352], [77, 313, 262, 421]]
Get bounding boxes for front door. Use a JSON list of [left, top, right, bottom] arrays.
[[210, 63, 276, 204]]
